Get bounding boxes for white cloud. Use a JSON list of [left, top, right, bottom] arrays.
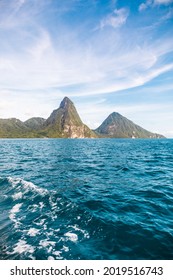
[[139, 0, 173, 11], [0, 0, 172, 137], [28, 30, 52, 61], [0, 27, 173, 99], [139, 0, 152, 11], [100, 8, 129, 29], [154, 0, 173, 4]]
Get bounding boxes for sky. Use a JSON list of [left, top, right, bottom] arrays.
[[0, 0, 173, 137]]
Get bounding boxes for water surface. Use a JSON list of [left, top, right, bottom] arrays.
[[0, 139, 173, 259]]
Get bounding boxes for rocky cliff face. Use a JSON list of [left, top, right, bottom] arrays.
[[0, 97, 97, 138], [0, 98, 165, 138], [43, 97, 97, 138]]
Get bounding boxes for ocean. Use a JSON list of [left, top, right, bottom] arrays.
[[0, 138, 173, 260]]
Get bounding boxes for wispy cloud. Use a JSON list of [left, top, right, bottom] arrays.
[[28, 30, 52, 61], [0, 0, 172, 136], [0, 24, 173, 97], [154, 0, 173, 4], [99, 8, 129, 29], [139, 0, 173, 11]]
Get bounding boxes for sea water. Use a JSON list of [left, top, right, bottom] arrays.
[[0, 138, 173, 260]]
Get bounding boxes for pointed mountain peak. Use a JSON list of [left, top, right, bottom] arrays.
[[44, 96, 97, 138], [95, 111, 164, 138], [109, 112, 121, 118], [59, 96, 73, 109]]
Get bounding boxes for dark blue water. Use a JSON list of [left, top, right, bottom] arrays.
[[0, 139, 173, 260]]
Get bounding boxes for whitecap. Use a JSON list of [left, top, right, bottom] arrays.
[[43, 224, 47, 230], [39, 240, 56, 248], [8, 177, 48, 196], [12, 192, 23, 200], [22, 179, 48, 196], [39, 202, 45, 209], [47, 246, 53, 253], [48, 256, 55, 260], [9, 203, 23, 221], [13, 240, 35, 254], [34, 219, 46, 226], [27, 228, 40, 237], [71, 225, 90, 239], [47, 231, 54, 236], [64, 232, 78, 242], [53, 251, 63, 259], [53, 250, 61, 256], [8, 177, 21, 187], [62, 246, 69, 252]]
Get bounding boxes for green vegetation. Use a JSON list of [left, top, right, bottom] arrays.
[[95, 112, 164, 138], [0, 98, 165, 139], [24, 117, 45, 130]]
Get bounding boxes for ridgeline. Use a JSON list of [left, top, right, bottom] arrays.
[[0, 97, 164, 138]]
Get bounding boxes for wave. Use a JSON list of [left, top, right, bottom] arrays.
[[0, 176, 91, 260], [1, 138, 173, 260]]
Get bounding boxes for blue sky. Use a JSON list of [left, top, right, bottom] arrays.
[[0, 0, 173, 137]]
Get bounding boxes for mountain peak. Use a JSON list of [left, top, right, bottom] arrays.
[[95, 111, 164, 138], [110, 112, 121, 117], [44, 96, 97, 138], [59, 96, 73, 109]]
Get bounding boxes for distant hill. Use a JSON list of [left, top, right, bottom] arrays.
[[0, 118, 30, 138], [95, 112, 164, 138], [0, 97, 97, 138], [0, 117, 45, 138], [0, 98, 165, 138], [24, 117, 45, 130]]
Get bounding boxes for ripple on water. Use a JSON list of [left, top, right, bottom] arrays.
[[0, 139, 173, 260]]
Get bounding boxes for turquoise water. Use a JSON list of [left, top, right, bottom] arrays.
[[0, 138, 173, 260]]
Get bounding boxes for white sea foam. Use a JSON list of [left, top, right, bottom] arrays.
[[47, 230, 54, 236], [22, 179, 48, 196], [62, 246, 69, 252], [53, 250, 61, 256], [8, 177, 21, 187], [12, 192, 23, 200], [39, 202, 45, 209], [34, 219, 46, 226], [39, 240, 56, 248], [8, 177, 48, 196], [13, 240, 35, 254], [71, 225, 90, 239], [64, 232, 78, 242], [53, 250, 63, 259], [43, 224, 47, 230], [48, 256, 55, 260], [9, 203, 23, 221], [27, 228, 40, 237], [47, 246, 53, 253]]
